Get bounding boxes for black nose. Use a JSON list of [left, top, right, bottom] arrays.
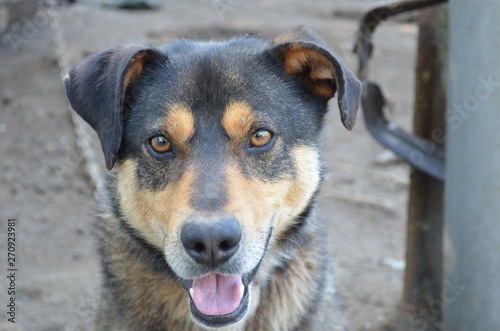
[[181, 218, 241, 269]]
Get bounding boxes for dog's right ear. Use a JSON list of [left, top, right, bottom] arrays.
[[64, 45, 160, 170], [271, 26, 361, 130]]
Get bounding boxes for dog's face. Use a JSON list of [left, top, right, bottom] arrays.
[[65, 27, 360, 329]]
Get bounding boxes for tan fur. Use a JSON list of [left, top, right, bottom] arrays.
[[166, 104, 196, 145], [285, 147, 321, 215], [116, 147, 318, 269], [221, 147, 321, 269], [116, 159, 196, 249], [273, 28, 310, 45], [282, 47, 337, 98], [123, 52, 150, 89], [222, 101, 255, 140], [243, 146, 336, 330]]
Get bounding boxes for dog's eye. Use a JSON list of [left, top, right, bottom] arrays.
[[149, 135, 172, 153], [250, 129, 273, 148]]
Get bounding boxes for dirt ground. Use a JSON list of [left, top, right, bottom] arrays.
[[0, 0, 422, 330]]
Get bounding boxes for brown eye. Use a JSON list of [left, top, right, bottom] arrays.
[[250, 129, 272, 148], [150, 135, 172, 153]]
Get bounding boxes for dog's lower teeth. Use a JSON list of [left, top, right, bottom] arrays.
[[189, 288, 194, 298]]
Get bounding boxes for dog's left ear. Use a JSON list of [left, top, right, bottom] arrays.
[[272, 26, 361, 130]]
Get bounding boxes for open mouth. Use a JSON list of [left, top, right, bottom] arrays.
[[178, 234, 270, 328], [190, 273, 245, 316], [178, 228, 272, 328], [179, 268, 259, 328]]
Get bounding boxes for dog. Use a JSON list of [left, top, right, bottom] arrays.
[[64, 26, 361, 330]]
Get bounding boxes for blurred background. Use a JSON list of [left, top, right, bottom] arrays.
[[0, 0, 431, 330]]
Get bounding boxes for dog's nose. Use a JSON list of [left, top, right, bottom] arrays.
[[181, 218, 241, 269]]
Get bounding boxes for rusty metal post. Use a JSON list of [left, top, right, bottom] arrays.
[[404, 6, 447, 329]]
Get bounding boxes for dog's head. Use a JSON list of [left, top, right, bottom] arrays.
[[65, 27, 360, 328]]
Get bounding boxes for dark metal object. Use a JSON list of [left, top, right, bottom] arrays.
[[404, 7, 447, 330], [354, 0, 447, 181], [362, 82, 445, 180]]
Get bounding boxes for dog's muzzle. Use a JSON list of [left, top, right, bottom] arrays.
[[177, 218, 271, 328]]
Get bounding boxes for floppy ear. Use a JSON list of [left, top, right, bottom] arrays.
[[272, 26, 361, 130], [64, 45, 160, 169]]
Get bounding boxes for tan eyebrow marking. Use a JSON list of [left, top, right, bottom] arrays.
[[222, 101, 255, 139], [165, 104, 195, 144]]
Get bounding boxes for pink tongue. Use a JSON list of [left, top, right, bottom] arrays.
[[191, 273, 244, 316]]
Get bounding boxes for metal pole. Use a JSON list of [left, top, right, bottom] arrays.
[[444, 1, 500, 330], [404, 7, 447, 330]]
